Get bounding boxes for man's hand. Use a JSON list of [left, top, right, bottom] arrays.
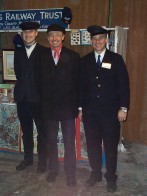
[[118, 109, 127, 122]]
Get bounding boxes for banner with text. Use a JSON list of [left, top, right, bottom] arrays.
[[0, 8, 68, 32]]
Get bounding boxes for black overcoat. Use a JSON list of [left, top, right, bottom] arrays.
[[14, 43, 46, 103], [40, 46, 80, 120], [80, 49, 130, 118]]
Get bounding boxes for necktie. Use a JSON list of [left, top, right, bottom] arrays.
[[97, 55, 101, 66]]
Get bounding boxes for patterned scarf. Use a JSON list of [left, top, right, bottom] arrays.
[[50, 44, 62, 61]]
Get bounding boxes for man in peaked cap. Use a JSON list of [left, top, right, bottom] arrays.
[[79, 25, 130, 192], [14, 21, 47, 173], [39, 23, 80, 186]]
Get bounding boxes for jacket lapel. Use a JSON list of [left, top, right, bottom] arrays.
[[55, 47, 67, 71], [89, 51, 98, 71], [28, 43, 39, 60], [102, 49, 111, 64]]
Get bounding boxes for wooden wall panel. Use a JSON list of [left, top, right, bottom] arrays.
[[111, 0, 147, 145]]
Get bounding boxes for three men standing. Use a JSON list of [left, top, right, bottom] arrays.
[[14, 22, 129, 192]]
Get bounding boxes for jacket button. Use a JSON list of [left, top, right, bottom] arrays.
[[98, 84, 101, 87], [96, 76, 98, 79]]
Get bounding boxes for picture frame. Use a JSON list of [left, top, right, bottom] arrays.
[[2, 50, 16, 81]]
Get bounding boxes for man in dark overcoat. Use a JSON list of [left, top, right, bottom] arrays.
[[79, 25, 130, 192], [40, 24, 80, 186], [14, 21, 47, 173]]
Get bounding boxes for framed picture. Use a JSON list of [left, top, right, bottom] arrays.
[[2, 50, 16, 81], [81, 30, 91, 45]]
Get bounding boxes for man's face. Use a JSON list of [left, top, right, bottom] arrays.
[[91, 34, 108, 53], [47, 31, 65, 48], [21, 29, 38, 45]]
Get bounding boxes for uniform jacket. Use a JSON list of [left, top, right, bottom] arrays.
[[14, 43, 46, 103], [40, 46, 80, 120], [80, 49, 130, 117]]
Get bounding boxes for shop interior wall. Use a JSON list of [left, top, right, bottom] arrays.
[[111, 0, 147, 145], [0, 0, 147, 145]]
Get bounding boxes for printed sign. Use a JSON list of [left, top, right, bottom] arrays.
[[0, 8, 68, 32]]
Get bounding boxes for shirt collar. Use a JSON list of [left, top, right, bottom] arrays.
[[94, 48, 106, 61]]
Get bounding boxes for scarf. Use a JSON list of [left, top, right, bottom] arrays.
[[50, 44, 62, 61]]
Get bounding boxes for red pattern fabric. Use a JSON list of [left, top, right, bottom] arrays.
[[50, 44, 62, 61]]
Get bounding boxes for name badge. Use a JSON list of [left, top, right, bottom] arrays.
[[102, 63, 111, 69]]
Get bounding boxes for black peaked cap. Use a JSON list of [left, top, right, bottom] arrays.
[[19, 21, 40, 30], [47, 23, 66, 34], [87, 25, 108, 36]]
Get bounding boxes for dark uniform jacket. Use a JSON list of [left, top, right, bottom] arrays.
[[14, 43, 46, 103], [80, 49, 130, 118], [40, 46, 80, 120]]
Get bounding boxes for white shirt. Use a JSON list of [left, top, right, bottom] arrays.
[[94, 48, 106, 63], [25, 43, 37, 58]]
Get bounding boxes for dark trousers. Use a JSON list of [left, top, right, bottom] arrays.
[[83, 115, 120, 182], [44, 119, 76, 177], [17, 100, 47, 165]]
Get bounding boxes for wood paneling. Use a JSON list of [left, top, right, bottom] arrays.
[[111, 0, 147, 145]]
